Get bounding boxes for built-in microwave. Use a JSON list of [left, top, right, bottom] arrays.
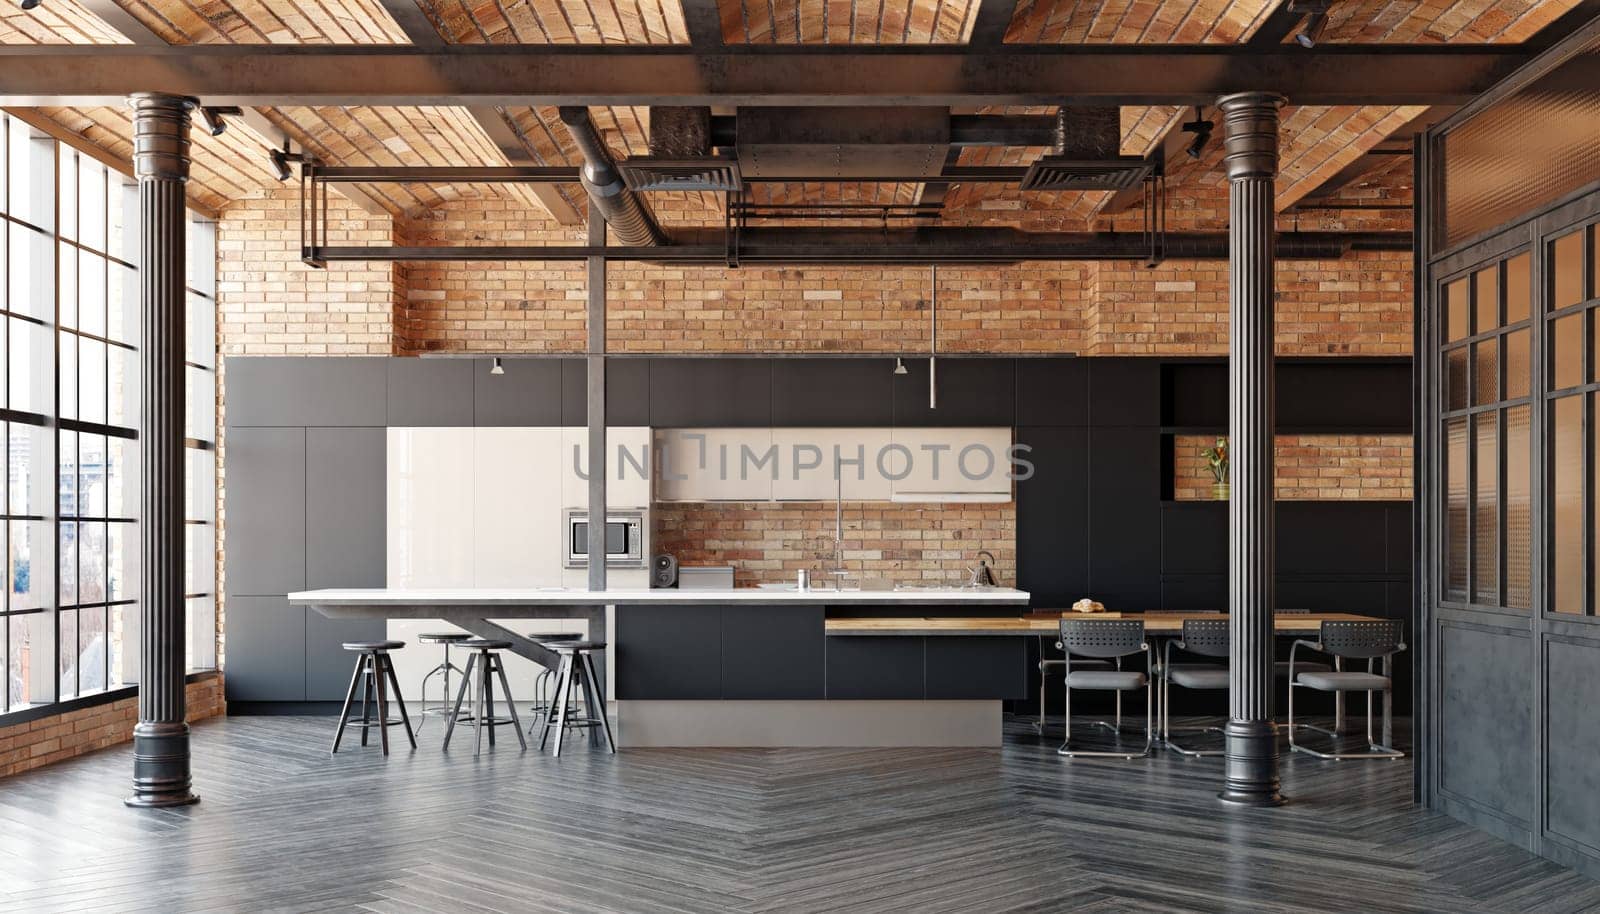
[[563, 508, 647, 569]]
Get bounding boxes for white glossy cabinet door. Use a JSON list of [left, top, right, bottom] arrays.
[[561, 426, 652, 509], [654, 428, 775, 502], [387, 427, 475, 587], [473, 427, 564, 587], [889, 427, 1014, 502], [772, 428, 893, 501]]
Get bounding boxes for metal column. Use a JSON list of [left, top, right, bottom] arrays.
[[1217, 91, 1286, 808], [126, 92, 200, 808], [586, 204, 607, 593]]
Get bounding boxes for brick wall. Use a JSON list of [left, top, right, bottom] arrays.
[[0, 674, 224, 779], [653, 501, 1016, 588], [1173, 434, 1415, 501], [393, 199, 1411, 357]]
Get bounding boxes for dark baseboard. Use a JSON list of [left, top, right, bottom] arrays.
[[226, 701, 349, 716]]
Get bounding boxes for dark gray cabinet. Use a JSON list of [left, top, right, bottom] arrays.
[[560, 358, 652, 426], [649, 359, 772, 427], [1016, 426, 1090, 607], [1088, 359, 1160, 427], [387, 358, 473, 426], [826, 637, 924, 699], [615, 605, 723, 699], [1016, 358, 1088, 426], [475, 357, 562, 426], [223, 357, 386, 428], [224, 427, 306, 596], [305, 427, 386, 590], [892, 358, 1016, 427], [771, 359, 895, 426], [722, 605, 825, 699], [304, 609, 384, 700], [925, 637, 1026, 699], [1087, 426, 1162, 609], [225, 596, 306, 701]]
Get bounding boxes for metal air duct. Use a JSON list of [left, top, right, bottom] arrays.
[[558, 106, 666, 246]]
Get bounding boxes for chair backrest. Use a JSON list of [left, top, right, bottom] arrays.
[[1278, 608, 1313, 614], [1319, 619, 1405, 659], [1059, 619, 1146, 659], [1179, 618, 1230, 658]]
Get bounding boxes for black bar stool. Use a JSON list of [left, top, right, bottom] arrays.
[[416, 632, 472, 732], [443, 639, 526, 755], [538, 640, 615, 757], [331, 640, 415, 755]]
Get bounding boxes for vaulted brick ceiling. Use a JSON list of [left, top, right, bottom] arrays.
[[0, 0, 1587, 228]]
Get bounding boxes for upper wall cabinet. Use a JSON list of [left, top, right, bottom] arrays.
[[771, 359, 895, 426], [560, 426, 653, 508], [388, 359, 474, 426], [655, 428, 776, 502], [1089, 359, 1161, 427], [561, 358, 652, 426], [475, 357, 562, 426], [888, 427, 1013, 502], [892, 358, 1016, 427], [649, 359, 772, 427], [1016, 358, 1088, 426], [772, 428, 894, 501], [224, 357, 386, 427]]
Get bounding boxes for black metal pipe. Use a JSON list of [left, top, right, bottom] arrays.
[[558, 106, 666, 246]]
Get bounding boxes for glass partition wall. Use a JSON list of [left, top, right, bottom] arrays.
[[0, 116, 217, 718]]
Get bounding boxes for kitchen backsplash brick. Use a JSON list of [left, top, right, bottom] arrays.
[[653, 501, 1017, 589]]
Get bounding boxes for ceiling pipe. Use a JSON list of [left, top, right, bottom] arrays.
[[558, 106, 667, 246]]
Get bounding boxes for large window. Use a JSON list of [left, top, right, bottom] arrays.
[[1546, 221, 1600, 616], [0, 117, 217, 717]]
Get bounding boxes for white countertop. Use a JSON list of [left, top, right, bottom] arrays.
[[288, 586, 1031, 607]]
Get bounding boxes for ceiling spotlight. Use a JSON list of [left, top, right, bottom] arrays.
[[1295, 10, 1328, 48], [200, 106, 241, 138], [893, 357, 908, 376], [1182, 107, 1214, 160], [20, 0, 42, 9], [490, 357, 505, 376], [269, 143, 305, 182]]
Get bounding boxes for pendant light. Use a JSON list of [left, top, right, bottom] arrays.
[[928, 265, 938, 410]]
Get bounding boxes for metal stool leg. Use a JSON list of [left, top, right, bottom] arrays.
[[581, 651, 616, 754], [382, 654, 417, 749], [490, 653, 528, 751], [359, 654, 374, 747], [544, 654, 576, 756], [331, 652, 365, 754], [443, 651, 476, 751], [373, 653, 393, 755], [474, 651, 489, 757]]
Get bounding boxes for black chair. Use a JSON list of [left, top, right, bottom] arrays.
[[538, 641, 615, 757], [331, 640, 415, 755], [443, 639, 526, 755], [1287, 620, 1406, 760], [1161, 618, 1229, 758], [1057, 619, 1153, 759], [415, 632, 471, 732]]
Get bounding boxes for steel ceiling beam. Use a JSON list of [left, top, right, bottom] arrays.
[[0, 45, 1527, 107], [1099, 107, 1206, 216], [679, 0, 725, 47], [967, 0, 1021, 46]]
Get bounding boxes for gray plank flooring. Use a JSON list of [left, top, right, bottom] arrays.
[[0, 714, 1593, 914]]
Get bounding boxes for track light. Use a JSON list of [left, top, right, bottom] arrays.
[[1295, 11, 1327, 48], [490, 357, 505, 376], [200, 106, 241, 138], [269, 143, 305, 182], [20, 0, 42, 10], [893, 358, 908, 376], [1182, 107, 1213, 160]]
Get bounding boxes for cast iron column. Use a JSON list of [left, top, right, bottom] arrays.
[[126, 92, 200, 808], [1218, 91, 1285, 808]]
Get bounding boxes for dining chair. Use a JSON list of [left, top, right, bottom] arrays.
[[1287, 619, 1406, 760], [1161, 618, 1229, 757], [1057, 619, 1153, 759]]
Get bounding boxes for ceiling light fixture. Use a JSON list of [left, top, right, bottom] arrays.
[[200, 106, 241, 138], [1295, 11, 1328, 48], [490, 357, 505, 376], [269, 142, 306, 182], [1182, 107, 1214, 160], [893, 357, 908, 376], [20, 0, 42, 9]]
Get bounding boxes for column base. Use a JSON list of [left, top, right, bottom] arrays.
[[125, 721, 199, 808], [1217, 718, 1284, 807]]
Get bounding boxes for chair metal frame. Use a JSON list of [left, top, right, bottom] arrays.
[[443, 643, 528, 756], [1056, 619, 1153, 760], [1287, 619, 1406, 760], [1161, 618, 1229, 758]]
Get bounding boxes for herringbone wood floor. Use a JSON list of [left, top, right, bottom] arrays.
[[0, 714, 1594, 914]]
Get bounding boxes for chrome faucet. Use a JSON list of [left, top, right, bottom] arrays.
[[967, 550, 998, 588]]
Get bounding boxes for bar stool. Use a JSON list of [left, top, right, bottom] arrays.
[[443, 639, 526, 756], [331, 640, 415, 755], [416, 632, 472, 733], [538, 641, 615, 757], [527, 632, 584, 733]]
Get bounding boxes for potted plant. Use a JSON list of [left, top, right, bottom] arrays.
[[1201, 437, 1229, 500]]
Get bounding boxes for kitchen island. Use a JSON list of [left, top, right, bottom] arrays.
[[290, 586, 1031, 748]]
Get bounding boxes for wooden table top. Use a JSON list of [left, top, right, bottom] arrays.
[[825, 611, 1380, 636]]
